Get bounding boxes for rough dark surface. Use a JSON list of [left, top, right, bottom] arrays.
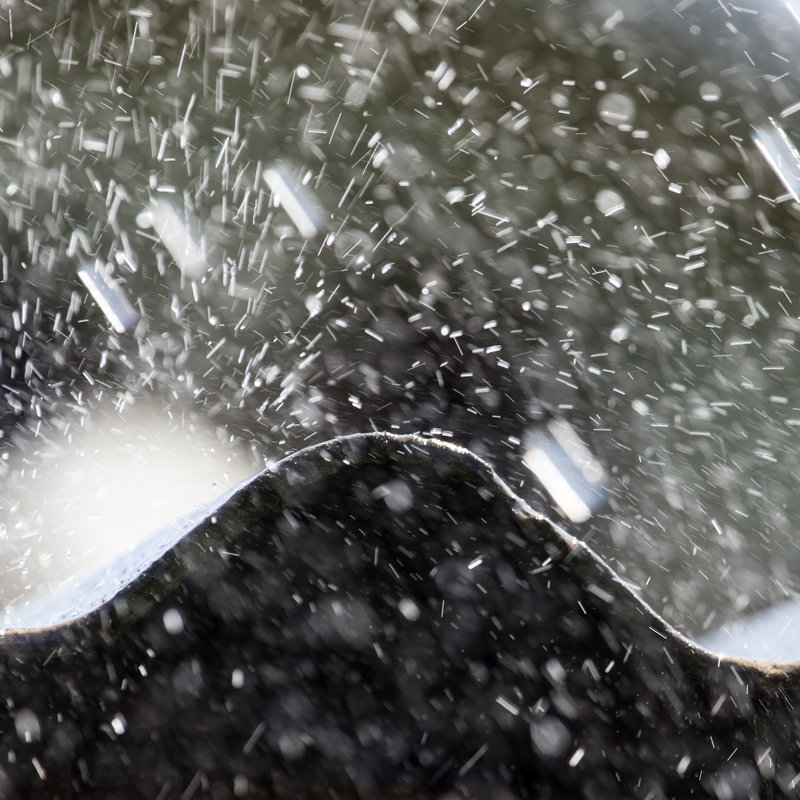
[[0, 433, 797, 799]]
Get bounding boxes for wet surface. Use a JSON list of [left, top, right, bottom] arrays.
[[0, 433, 794, 800]]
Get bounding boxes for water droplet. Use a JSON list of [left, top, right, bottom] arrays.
[[598, 92, 635, 126], [699, 81, 721, 102]]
